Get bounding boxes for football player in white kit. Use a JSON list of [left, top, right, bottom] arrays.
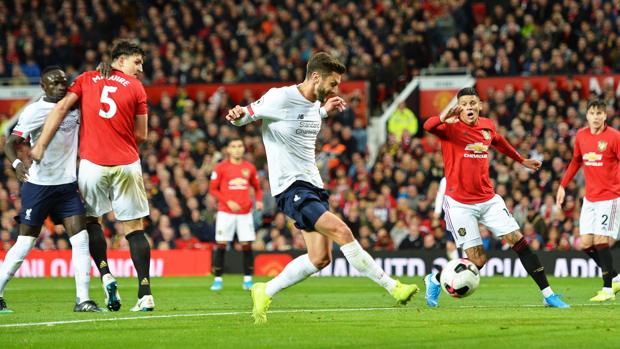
[[226, 52, 419, 324], [1, 66, 100, 313]]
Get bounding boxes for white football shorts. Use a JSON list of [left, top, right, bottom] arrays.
[[215, 211, 256, 242], [78, 159, 149, 221], [443, 194, 520, 250], [580, 197, 620, 239]]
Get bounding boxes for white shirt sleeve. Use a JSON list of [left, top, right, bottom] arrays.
[[434, 177, 447, 215], [232, 88, 285, 126], [12, 104, 44, 139]]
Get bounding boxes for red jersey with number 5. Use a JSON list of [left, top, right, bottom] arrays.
[[69, 70, 147, 165]]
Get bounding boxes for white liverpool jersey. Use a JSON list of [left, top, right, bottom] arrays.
[[233, 85, 325, 196], [12, 98, 80, 185]]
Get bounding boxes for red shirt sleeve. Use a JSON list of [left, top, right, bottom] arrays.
[[560, 137, 583, 188], [423, 116, 450, 139], [68, 73, 86, 99], [209, 165, 223, 202], [492, 133, 525, 163], [134, 83, 148, 115], [250, 165, 263, 201]]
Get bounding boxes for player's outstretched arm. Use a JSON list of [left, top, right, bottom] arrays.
[[491, 133, 526, 164], [556, 185, 566, 207], [31, 93, 79, 161], [4, 134, 29, 182]]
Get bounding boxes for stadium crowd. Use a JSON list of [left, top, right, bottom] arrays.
[[2, 0, 620, 252]]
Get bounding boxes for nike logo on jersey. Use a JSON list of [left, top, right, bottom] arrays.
[[294, 194, 301, 202]]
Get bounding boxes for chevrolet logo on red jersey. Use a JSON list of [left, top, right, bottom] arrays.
[[228, 177, 249, 190], [582, 152, 603, 162], [465, 142, 489, 153]]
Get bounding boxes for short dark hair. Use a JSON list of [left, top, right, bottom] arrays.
[[227, 137, 243, 145], [41, 65, 64, 77], [305, 52, 346, 78], [587, 99, 606, 112], [111, 41, 145, 61], [457, 87, 479, 99]]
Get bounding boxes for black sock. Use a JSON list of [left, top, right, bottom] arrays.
[[512, 238, 549, 290], [212, 243, 227, 277], [584, 246, 602, 267], [433, 271, 442, 284], [595, 243, 617, 288], [86, 223, 111, 278], [127, 231, 151, 298], [242, 244, 254, 277]]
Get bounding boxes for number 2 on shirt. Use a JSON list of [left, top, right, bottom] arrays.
[[99, 86, 118, 118]]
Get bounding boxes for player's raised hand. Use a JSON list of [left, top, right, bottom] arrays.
[[96, 61, 112, 78], [555, 186, 565, 207], [226, 105, 246, 122], [440, 106, 462, 123], [323, 96, 347, 115], [31, 144, 45, 162], [522, 158, 542, 171], [15, 162, 30, 183], [255, 201, 264, 211]]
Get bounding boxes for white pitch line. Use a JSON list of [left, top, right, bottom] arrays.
[[0, 303, 617, 328], [0, 307, 399, 328]]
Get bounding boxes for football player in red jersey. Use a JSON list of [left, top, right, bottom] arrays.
[[32, 41, 154, 312], [423, 87, 569, 308], [209, 137, 263, 291], [557, 100, 620, 301]]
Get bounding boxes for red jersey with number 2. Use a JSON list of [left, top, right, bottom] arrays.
[[69, 70, 147, 165]]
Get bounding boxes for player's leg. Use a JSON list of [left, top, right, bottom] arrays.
[[110, 160, 152, 311], [78, 160, 116, 294], [0, 182, 50, 313], [237, 212, 257, 290], [53, 181, 101, 311], [426, 197, 480, 307], [122, 219, 154, 311], [0, 225, 39, 313], [211, 211, 235, 291], [482, 196, 568, 308], [264, 231, 330, 297], [588, 198, 620, 301], [62, 214, 101, 312], [252, 230, 330, 324]]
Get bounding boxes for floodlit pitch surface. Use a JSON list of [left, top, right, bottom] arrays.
[[1, 276, 619, 348]]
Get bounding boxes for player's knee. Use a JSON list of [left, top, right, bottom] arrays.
[[580, 239, 593, 250], [330, 222, 354, 245], [309, 253, 332, 270]]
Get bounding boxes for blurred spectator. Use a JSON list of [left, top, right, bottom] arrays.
[[388, 102, 419, 141]]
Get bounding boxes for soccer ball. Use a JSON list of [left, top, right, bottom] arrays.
[[439, 258, 480, 298]]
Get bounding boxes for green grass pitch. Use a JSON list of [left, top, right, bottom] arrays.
[[1, 276, 619, 349]]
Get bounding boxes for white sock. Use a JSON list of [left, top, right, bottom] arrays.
[[340, 240, 397, 292], [243, 275, 252, 282], [603, 287, 613, 295], [265, 254, 318, 297], [214, 276, 222, 282], [541, 286, 554, 298], [69, 230, 91, 303], [0, 236, 36, 297]]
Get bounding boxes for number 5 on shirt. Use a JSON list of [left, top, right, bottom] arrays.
[[99, 86, 118, 118]]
